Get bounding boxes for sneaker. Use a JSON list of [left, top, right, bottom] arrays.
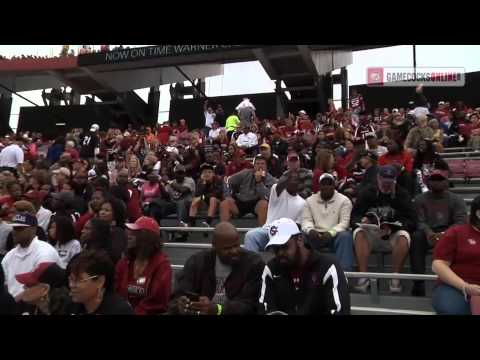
[[354, 278, 370, 293], [389, 279, 402, 294], [179, 221, 189, 228], [200, 221, 211, 228]]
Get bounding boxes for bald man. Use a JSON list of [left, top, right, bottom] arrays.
[[168, 222, 265, 315]]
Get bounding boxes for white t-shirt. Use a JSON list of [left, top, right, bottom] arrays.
[[36, 206, 52, 233], [236, 133, 258, 148], [0, 144, 24, 168], [263, 184, 306, 229], [55, 239, 82, 269], [209, 128, 224, 140], [0, 222, 13, 255], [1, 237, 60, 297], [204, 111, 216, 128]]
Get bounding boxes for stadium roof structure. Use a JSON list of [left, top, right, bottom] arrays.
[[0, 45, 390, 94], [0, 45, 392, 126]]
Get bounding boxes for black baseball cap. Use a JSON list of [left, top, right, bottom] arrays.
[[9, 212, 38, 227], [378, 165, 397, 181]]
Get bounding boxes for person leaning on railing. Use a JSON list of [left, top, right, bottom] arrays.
[[432, 195, 480, 315]]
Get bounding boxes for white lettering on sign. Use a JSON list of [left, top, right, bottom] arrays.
[[103, 45, 240, 63]]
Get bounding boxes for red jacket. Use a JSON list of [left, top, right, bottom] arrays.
[[378, 151, 414, 173], [115, 252, 172, 315]]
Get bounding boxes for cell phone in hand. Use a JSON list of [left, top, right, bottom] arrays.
[[184, 291, 199, 302]]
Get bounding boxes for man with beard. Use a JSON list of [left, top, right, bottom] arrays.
[[167, 222, 264, 315], [258, 218, 350, 315]]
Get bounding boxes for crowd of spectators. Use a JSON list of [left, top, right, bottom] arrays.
[[0, 86, 479, 315], [0, 45, 123, 61]]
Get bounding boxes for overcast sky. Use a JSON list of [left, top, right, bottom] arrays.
[[1, 45, 479, 129]]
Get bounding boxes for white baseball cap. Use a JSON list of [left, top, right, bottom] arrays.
[[90, 124, 100, 132], [265, 218, 302, 249]]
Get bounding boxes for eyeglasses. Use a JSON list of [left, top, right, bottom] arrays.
[[68, 275, 99, 286]]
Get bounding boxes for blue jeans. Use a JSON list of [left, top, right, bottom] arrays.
[[432, 284, 471, 315], [244, 228, 269, 252], [307, 231, 354, 272]]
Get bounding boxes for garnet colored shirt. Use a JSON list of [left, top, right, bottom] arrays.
[[115, 252, 172, 315], [378, 151, 414, 173], [434, 224, 480, 285]]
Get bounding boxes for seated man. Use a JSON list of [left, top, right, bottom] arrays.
[[243, 170, 305, 252], [278, 152, 313, 199], [149, 164, 195, 234], [410, 167, 467, 296], [2, 212, 60, 298], [235, 124, 258, 156], [258, 218, 350, 315], [167, 222, 264, 315], [226, 149, 253, 176], [189, 163, 224, 227], [259, 143, 283, 179], [302, 174, 354, 271], [220, 156, 277, 226], [351, 165, 417, 293]]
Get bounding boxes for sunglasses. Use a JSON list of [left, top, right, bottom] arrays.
[[68, 275, 99, 286]]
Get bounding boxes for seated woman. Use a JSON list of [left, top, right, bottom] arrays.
[[48, 215, 81, 270], [140, 172, 162, 214], [312, 149, 340, 194], [67, 250, 133, 315], [98, 197, 128, 265], [14, 262, 70, 315], [432, 195, 480, 315], [115, 216, 172, 315], [412, 139, 443, 194], [81, 218, 114, 260], [428, 118, 444, 152]]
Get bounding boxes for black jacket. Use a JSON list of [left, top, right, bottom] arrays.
[[168, 249, 264, 315], [66, 292, 134, 315], [259, 251, 350, 315], [351, 184, 417, 233]]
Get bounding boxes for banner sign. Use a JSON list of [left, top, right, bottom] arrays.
[[78, 45, 253, 66]]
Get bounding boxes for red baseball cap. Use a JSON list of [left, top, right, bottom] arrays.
[[15, 262, 58, 287], [126, 216, 160, 235], [23, 190, 48, 203]]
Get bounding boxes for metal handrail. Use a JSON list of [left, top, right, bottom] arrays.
[[164, 243, 214, 250], [351, 306, 435, 315], [170, 264, 438, 281], [161, 226, 252, 233]]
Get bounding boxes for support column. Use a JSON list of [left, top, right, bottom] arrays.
[[340, 66, 348, 110], [0, 93, 12, 135], [148, 86, 160, 127], [275, 80, 286, 119]]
